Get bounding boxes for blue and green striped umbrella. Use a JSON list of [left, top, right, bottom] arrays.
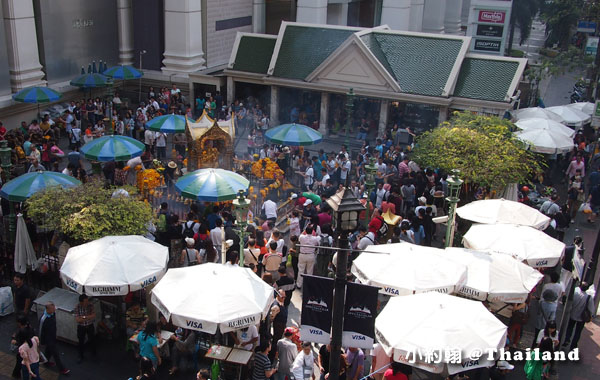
[[12, 87, 62, 104], [70, 73, 110, 88], [0, 171, 81, 202], [265, 123, 322, 146], [175, 169, 249, 202], [146, 114, 186, 134], [103, 65, 143, 80], [80, 135, 145, 162]]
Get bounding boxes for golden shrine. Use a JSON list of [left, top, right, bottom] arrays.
[[186, 110, 235, 171]]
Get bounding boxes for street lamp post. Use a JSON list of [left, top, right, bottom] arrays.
[[0, 140, 15, 242], [326, 188, 364, 380], [232, 189, 251, 266], [364, 157, 377, 226], [444, 169, 463, 248], [344, 88, 354, 146], [138, 50, 147, 104]]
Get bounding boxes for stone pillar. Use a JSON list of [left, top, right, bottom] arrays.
[[270, 85, 279, 126], [410, 0, 425, 32], [117, 0, 135, 65], [162, 0, 205, 74], [296, 0, 327, 24], [226, 76, 235, 105], [380, 0, 411, 31], [444, 0, 463, 35], [461, 0, 471, 29], [422, 0, 446, 34], [319, 92, 329, 136], [2, 0, 45, 91], [252, 0, 266, 33], [327, 3, 348, 26], [438, 106, 448, 124], [378, 100, 389, 139]]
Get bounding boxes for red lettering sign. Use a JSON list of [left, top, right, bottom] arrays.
[[478, 10, 505, 24]]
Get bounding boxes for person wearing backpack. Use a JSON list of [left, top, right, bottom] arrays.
[[315, 224, 333, 277], [180, 238, 201, 266], [181, 213, 199, 241], [367, 208, 388, 243], [562, 281, 595, 351]]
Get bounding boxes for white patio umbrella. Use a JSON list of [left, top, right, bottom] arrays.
[[462, 224, 565, 268], [151, 263, 274, 334], [514, 118, 575, 138], [456, 198, 551, 230], [511, 107, 564, 123], [515, 128, 575, 154], [14, 214, 39, 274], [567, 101, 595, 116], [375, 292, 507, 375], [545, 105, 591, 127], [351, 243, 467, 296], [445, 248, 543, 303], [60, 235, 168, 296]]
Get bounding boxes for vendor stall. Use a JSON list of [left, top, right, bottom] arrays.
[[34, 287, 101, 344]]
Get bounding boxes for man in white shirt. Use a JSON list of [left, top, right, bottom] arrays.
[[262, 198, 278, 221], [357, 226, 376, 250], [211, 219, 224, 262], [302, 162, 314, 192], [144, 128, 155, 154], [297, 226, 320, 289], [231, 325, 258, 351], [155, 132, 167, 160], [150, 97, 160, 111], [375, 182, 387, 209], [291, 342, 315, 380], [371, 343, 391, 380], [339, 154, 351, 186]]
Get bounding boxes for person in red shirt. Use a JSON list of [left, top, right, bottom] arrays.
[[0, 122, 6, 140], [318, 207, 332, 226], [383, 362, 409, 380], [368, 208, 384, 234]]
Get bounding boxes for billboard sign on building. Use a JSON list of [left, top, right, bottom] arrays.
[[467, 0, 513, 56]]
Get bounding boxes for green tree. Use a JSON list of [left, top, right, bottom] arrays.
[[542, 0, 582, 49], [507, 0, 541, 53], [26, 179, 152, 243], [411, 112, 543, 194]]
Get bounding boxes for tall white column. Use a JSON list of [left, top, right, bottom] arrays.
[[270, 86, 279, 126], [380, 0, 411, 31], [410, 0, 425, 32], [2, 0, 45, 91], [117, 0, 134, 65], [227, 76, 235, 105], [253, 0, 266, 33], [444, 0, 463, 35], [319, 92, 329, 136], [327, 3, 348, 26], [461, 0, 471, 29], [422, 0, 446, 34], [162, 0, 205, 74], [296, 0, 328, 24], [378, 100, 389, 139]]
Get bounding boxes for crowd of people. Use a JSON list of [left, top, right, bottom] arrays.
[[2, 82, 599, 380]]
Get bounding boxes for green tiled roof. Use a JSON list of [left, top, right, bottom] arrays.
[[272, 25, 360, 80], [454, 58, 519, 102], [360, 32, 464, 97], [232, 35, 276, 74]]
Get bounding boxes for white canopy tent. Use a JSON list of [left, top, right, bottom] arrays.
[[60, 235, 169, 296], [151, 263, 274, 334], [462, 224, 565, 268], [514, 118, 575, 138], [545, 105, 591, 127], [456, 198, 551, 230], [511, 107, 564, 123], [445, 248, 543, 303], [14, 214, 39, 274], [375, 293, 507, 375], [351, 243, 467, 296], [514, 128, 575, 154], [566, 102, 595, 116]]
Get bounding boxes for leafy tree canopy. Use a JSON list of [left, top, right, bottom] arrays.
[[26, 179, 152, 243], [411, 112, 543, 191]]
